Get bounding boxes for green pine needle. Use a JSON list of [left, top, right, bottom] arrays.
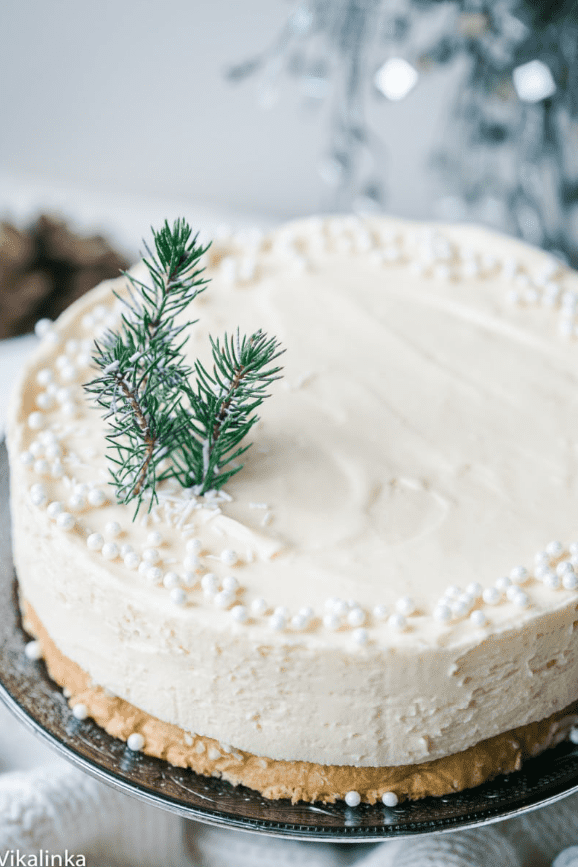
[[84, 219, 284, 513]]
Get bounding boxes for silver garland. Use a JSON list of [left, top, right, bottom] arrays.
[[227, 0, 578, 264]]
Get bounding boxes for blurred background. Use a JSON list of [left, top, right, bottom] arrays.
[[1, 0, 578, 344]]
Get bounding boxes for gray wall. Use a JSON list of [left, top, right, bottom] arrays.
[[1, 1, 457, 221]]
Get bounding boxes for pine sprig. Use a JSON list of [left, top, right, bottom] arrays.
[[84, 219, 284, 512], [174, 329, 284, 494], [85, 220, 210, 512]]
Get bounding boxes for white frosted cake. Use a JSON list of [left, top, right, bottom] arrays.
[[7, 215, 578, 805]]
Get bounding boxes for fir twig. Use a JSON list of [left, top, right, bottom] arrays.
[[85, 219, 210, 512], [174, 329, 284, 494], [84, 219, 284, 513]]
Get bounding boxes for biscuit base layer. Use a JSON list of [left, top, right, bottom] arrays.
[[21, 598, 578, 804]]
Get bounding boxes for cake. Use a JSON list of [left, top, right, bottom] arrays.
[[7, 215, 578, 806]]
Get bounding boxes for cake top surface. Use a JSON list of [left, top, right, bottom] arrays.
[[10, 214, 578, 650]]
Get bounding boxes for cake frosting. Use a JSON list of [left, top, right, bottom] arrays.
[[8, 215, 578, 801]]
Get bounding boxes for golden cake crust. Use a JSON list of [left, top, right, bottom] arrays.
[[22, 598, 578, 804]]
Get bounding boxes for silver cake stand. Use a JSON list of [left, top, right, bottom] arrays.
[[1, 441, 578, 840]]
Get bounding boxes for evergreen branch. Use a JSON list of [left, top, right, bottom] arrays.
[[175, 329, 285, 494], [84, 220, 210, 512], [84, 219, 284, 512]]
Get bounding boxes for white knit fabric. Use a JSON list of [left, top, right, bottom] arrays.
[[2, 747, 578, 867]]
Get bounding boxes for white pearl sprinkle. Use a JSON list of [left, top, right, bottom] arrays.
[[163, 572, 181, 589], [569, 543, 578, 557], [183, 554, 200, 572], [51, 461, 64, 478], [34, 318, 53, 338], [56, 512, 75, 531], [557, 561, 574, 576], [72, 703, 88, 720], [68, 493, 86, 511], [372, 604, 388, 619], [147, 530, 163, 546], [47, 501, 64, 520], [251, 597, 268, 616], [28, 412, 44, 430], [101, 542, 119, 560], [124, 552, 140, 570], [347, 607, 366, 627], [36, 368, 53, 386], [222, 575, 239, 593], [24, 640, 42, 660], [535, 550, 550, 565], [466, 582, 483, 599], [231, 605, 248, 623], [388, 613, 407, 632], [87, 533, 104, 551], [214, 590, 235, 609], [220, 548, 238, 566], [323, 613, 340, 631], [396, 596, 416, 616], [290, 613, 309, 630], [143, 547, 160, 564], [445, 585, 461, 599], [30, 483, 47, 507], [470, 610, 487, 627], [569, 727, 578, 744], [60, 364, 77, 383], [120, 543, 134, 557], [105, 521, 122, 538], [45, 443, 61, 460], [269, 612, 286, 631], [482, 587, 501, 605], [20, 450, 34, 467], [36, 392, 54, 410], [170, 587, 187, 606], [353, 627, 369, 645], [34, 459, 50, 476], [88, 489, 107, 507], [147, 566, 163, 584], [434, 604, 452, 623], [546, 540, 564, 558], [201, 573, 219, 595], [510, 565, 529, 584], [512, 589, 530, 608], [183, 572, 197, 587], [451, 599, 469, 618], [186, 538, 202, 554], [55, 387, 72, 405], [382, 792, 399, 807], [345, 791, 361, 807], [127, 732, 145, 751], [496, 576, 512, 591], [563, 573, 578, 590], [544, 571, 560, 589], [61, 401, 77, 418]]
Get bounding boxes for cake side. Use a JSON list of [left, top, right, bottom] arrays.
[[7, 215, 578, 777], [21, 598, 578, 803]]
